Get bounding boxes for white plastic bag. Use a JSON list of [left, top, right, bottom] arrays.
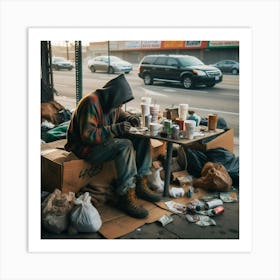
[[147, 167, 164, 193], [70, 192, 102, 233], [41, 189, 75, 234]]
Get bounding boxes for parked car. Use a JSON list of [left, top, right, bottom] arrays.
[[52, 57, 74, 71], [212, 60, 239, 75], [87, 55, 132, 74], [138, 54, 223, 89]]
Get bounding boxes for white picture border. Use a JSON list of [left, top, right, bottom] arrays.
[[1, 1, 279, 279], [28, 27, 252, 253]]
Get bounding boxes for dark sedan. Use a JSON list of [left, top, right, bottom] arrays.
[[212, 60, 239, 75]]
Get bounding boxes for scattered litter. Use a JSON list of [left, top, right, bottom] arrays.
[[148, 166, 164, 193], [205, 199, 224, 209], [186, 214, 216, 227], [169, 187, 185, 198], [201, 192, 220, 201], [220, 191, 238, 202], [187, 186, 194, 198], [158, 214, 174, 226], [196, 206, 225, 217], [165, 201, 186, 214], [187, 199, 206, 212]]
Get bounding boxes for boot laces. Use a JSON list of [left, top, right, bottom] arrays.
[[127, 189, 139, 209]]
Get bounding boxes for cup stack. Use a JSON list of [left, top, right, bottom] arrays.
[[150, 104, 160, 123], [140, 97, 152, 127], [179, 104, 189, 121]]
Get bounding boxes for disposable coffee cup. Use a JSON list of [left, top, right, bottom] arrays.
[[141, 103, 150, 116], [208, 114, 218, 131], [149, 122, 162, 136], [184, 120, 196, 140], [179, 104, 189, 120]]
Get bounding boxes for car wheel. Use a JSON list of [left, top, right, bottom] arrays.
[[207, 83, 215, 88], [182, 76, 193, 89], [108, 66, 114, 74], [232, 68, 238, 75], [143, 74, 153, 85], [90, 66, 96, 73], [53, 65, 59, 71]]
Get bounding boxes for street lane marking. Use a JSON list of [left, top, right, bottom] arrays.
[[142, 88, 168, 97], [191, 107, 239, 116]]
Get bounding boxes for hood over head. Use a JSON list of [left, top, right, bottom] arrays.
[[96, 74, 134, 113]]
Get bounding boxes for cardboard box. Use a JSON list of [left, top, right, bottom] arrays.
[[184, 128, 234, 152], [41, 148, 116, 194], [41, 139, 166, 194]]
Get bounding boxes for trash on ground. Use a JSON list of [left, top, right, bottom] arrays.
[[187, 186, 194, 198], [186, 214, 216, 226], [165, 201, 186, 214], [187, 199, 206, 212], [201, 192, 220, 201], [169, 187, 185, 198], [196, 206, 225, 217], [220, 191, 238, 202], [205, 199, 224, 209], [158, 214, 174, 226], [70, 192, 102, 233]]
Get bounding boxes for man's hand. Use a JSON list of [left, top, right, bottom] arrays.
[[112, 121, 132, 136], [127, 115, 141, 127]]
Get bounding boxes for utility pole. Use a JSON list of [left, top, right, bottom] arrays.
[[66, 40, 69, 60], [107, 40, 110, 73]]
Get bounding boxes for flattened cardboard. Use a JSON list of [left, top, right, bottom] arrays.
[[97, 200, 171, 239]]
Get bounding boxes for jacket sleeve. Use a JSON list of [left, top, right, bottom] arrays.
[[117, 108, 131, 122], [78, 97, 116, 145]]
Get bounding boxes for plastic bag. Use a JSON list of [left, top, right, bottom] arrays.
[[70, 192, 102, 233], [147, 166, 164, 193], [41, 189, 75, 234]]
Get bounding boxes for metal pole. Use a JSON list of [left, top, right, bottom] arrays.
[[107, 40, 110, 73], [66, 41, 69, 60], [163, 142, 173, 197], [75, 41, 83, 104]]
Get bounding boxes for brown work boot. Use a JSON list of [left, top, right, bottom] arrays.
[[118, 188, 148, 219], [136, 176, 162, 202]]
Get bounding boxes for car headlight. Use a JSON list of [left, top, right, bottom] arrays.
[[193, 70, 206, 76]]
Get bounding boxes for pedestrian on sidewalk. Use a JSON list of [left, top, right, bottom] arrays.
[[65, 74, 161, 218]]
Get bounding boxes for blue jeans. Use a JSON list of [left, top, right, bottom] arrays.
[[84, 137, 152, 195]]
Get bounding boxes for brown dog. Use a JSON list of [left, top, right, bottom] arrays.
[[192, 162, 232, 192]]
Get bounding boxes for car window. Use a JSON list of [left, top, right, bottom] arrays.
[[179, 56, 204, 66], [142, 56, 157, 65], [167, 58, 179, 67], [154, 57, 167, 65]]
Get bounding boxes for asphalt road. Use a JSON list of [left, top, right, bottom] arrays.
[[53, 65, 239, 137]]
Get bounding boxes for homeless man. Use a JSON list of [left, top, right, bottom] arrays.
[[65, 74, 161, 219]]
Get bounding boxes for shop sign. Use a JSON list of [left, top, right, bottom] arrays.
[[208, 41, 239, 48], [162, 41, 185, 49], [124, 41, 142, 49], [185, 41, 202, 48], [141, 41, 161, 49]]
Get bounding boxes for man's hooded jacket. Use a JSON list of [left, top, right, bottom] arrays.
[[65, 74, 134, 158]]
